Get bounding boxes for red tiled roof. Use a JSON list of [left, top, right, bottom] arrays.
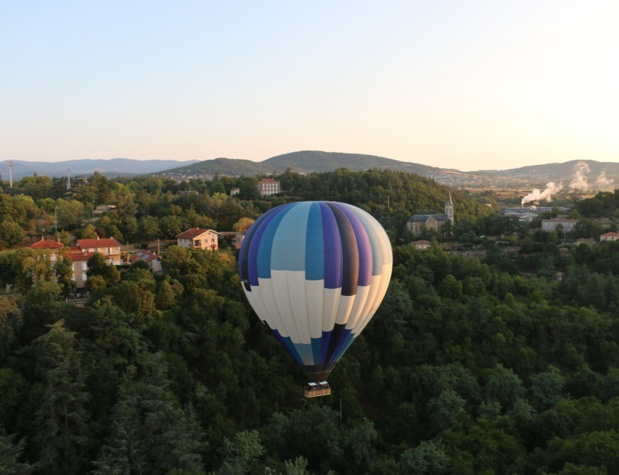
[[176, 228, 217, 239], [77, 237, 121, 248], [66, 250, 96, 262], [29, 239, 64, 249], [602, 232, 619, 237]]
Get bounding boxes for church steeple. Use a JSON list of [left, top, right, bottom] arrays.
[[445, 193, 454, 224]]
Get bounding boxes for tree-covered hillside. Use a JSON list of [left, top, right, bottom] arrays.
[[0, 169, 490, 248], [152, 151, 443, 180], [1, 170, 619, 473]]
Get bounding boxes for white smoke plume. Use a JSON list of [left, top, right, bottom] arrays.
[[570, 161, 590, 191], [521, 182, 563, 205], [520, 160, 613, 205], [595, 171, 614, 187]]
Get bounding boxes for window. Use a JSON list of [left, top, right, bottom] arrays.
[[195, 240, 201, 247]]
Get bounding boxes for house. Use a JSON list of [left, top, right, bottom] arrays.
[[93, 204, 117, 216], [600, 232, 619, 242], [412, 240, 432, 250], [501, 209, 539, 223], [132, 250, 163, 274], [257, 178, 280, 196], [76, 237, 122, 265], [176, 228, 219, 250], [234, 231, 246, 250], [65, 247, 96, 289], [230, 187, 240, 197], [29, 238, 64, 262], [541, 219, 578, 232], [28, 236, 119, 289], [407, 194, 454, 237]]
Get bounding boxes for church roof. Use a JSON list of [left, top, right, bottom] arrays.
[[408, 214, 450, 223], [408, 214, 431, 223]]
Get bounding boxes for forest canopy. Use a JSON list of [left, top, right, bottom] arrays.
[[1, 169, 619, 473]]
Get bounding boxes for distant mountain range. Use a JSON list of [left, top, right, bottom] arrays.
[[0, 158, 199, 180], [157, 151, 619, 190], [2, 152, 618, 190]]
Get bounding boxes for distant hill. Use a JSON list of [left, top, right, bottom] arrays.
[[159, 153, 619, 191], [158, 157, 275, 178], [478, 160, 619, 184], [156, 150, 532, 187], [3, 153, 618, 191], [0, 158, 199, 180], [156, 150, 467, 183], [262, 151, 442, 175]]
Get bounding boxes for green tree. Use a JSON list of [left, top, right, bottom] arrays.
[[427, 390, 466, 434], [53, 257, 74, 297], [0, 427, 32, 475], [0, 220, 24, 248], [0, 296, 23, 362], [233, 217, 255, 232], [81, 224, 98, 239], [530, 366, 566, 407], [219, 430, 266, 474], [93, 353, 204, 475], [86, 253, 120, 286], [400, 440, 450, 475], [159, 215, 184, 239], [31, 320, 91, 475], [482, 364, 526, 412], [156, 279, 176, 310], [139, 215, 161, 241], [56, 199, 85, 229], [56, 230, 72, 246]]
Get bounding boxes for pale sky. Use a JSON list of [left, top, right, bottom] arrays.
[[1, 1, 618, 171]]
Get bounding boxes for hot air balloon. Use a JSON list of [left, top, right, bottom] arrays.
[[239, 201, 392, 397]]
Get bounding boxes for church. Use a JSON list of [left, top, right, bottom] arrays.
[[407, 194, 454, 237]]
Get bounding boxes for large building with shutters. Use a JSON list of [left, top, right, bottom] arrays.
[[257, 178, 280, 196]]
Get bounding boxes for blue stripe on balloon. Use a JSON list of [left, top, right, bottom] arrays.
[[247, 206, 289, 285], [328, 328, 354, 366], [305, 203, 324, 280], [273, 330, 304, 366], [320, 203, 342, 289], [319, 329, 333, 365], [311, 337, 323, 365], [256, 203, 295, 279], [240, 208, 277, 288], [339, 205, 373, 287], [330, 332, 356, 366], [271, 202, 310, 271], [292, 342, 314, 366]]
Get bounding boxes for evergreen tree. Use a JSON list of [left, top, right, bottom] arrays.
[[31, 320, 91, 475], [0, 427, 32, 475], [93, 353, 204, 475]]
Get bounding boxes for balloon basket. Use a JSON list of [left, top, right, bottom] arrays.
[[304, 382, 331, 398]]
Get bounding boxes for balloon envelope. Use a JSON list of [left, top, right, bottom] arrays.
[[239, 201, 392, 381]]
